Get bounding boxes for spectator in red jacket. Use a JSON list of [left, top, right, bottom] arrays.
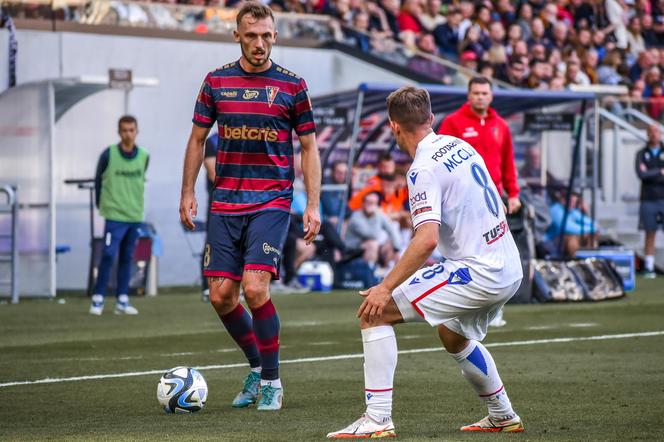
[[438, 76, 521, 215]]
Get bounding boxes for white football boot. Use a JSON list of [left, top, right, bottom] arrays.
[[327, 414, 396, 439], [114, 295, 138, 315]]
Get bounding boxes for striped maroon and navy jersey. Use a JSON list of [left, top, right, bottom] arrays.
[[192, 60, 316, 215]]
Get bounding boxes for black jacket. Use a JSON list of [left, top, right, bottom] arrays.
[[635, 143, 664, 201]]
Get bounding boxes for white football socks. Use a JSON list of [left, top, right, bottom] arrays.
[[449, 340, 515, 421], [645, 255, 655, 272], [361, 326, 397, 423]]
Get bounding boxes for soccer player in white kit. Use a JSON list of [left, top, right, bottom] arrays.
[[327, 86, 524, 439]]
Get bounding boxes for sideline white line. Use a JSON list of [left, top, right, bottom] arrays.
[[1, 330, 662, 389]]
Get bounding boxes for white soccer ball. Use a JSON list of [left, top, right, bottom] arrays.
[[157, 366, 208, 413]]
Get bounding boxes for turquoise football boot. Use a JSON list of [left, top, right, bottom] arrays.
[[231, 371, 260, 408], [257, 384, 283, 411]]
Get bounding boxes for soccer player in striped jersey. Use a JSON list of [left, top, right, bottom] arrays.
[[179, 2, 321, 411]]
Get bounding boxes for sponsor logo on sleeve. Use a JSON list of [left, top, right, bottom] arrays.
[[412, 206, 432, 216], [409, 190, 437, 222], [409, 171, 419, 184], [409, 191, 428, 205], [409, 277, 421, 285]]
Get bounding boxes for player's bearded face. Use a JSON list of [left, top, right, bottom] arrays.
[[235, 17, 277, 69]]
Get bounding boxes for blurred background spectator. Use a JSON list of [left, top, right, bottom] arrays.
[[344, 191, 402, 275]]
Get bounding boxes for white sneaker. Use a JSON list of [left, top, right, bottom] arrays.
[[89, 295, 104, 315], [327, 414, 396, 439], [114, 302, 138, 315], [89, 303, 104, 315]]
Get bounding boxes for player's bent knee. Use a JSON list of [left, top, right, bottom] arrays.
[[437, 324, 469, 354], [359, 299, 404, 329]]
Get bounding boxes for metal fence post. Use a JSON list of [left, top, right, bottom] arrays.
[[0, 184, 19, 304]]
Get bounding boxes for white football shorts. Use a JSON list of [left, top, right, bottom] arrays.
[[392, 259, 522, 341]]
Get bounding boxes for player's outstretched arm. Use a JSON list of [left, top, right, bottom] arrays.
[[180, 124, 210, 230], [299, 132, 321, 244], [358, 222, 439, 320]]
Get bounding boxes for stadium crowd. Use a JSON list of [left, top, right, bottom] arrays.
[[6, 0, 664, 116], [271, 0, 664, 118]]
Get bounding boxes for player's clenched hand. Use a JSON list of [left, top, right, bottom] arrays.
[[302, 205, 321, 245], [179, 192, 198, 230], [357, 284, 391, 321]]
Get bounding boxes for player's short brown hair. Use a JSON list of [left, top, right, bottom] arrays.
[[118, 115, 137, 129], [386, 86, 432, 132], [236, 2, 275, 27]]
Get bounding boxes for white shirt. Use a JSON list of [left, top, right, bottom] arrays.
[[406, 132, 523, 289]]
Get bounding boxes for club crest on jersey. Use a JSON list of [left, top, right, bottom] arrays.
[[266, 86, 280, 107], [243, 89, 259, 100], [448, 268, 472, 285]]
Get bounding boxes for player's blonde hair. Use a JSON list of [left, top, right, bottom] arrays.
[[386, 86, 432, 132]]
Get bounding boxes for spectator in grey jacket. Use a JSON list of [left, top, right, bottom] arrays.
[[345, 191, 402, 271]]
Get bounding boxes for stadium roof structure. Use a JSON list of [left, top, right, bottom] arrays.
[[53, 76, 159, 121], [359, 82, 596, 118], [315, 82, 596, 167], [314, 83, 596, 133]]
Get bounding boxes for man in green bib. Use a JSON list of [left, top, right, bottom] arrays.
[[89, 115, 149, 315]]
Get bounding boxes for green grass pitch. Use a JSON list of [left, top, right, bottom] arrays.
[[1, 277, 663, 441]]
